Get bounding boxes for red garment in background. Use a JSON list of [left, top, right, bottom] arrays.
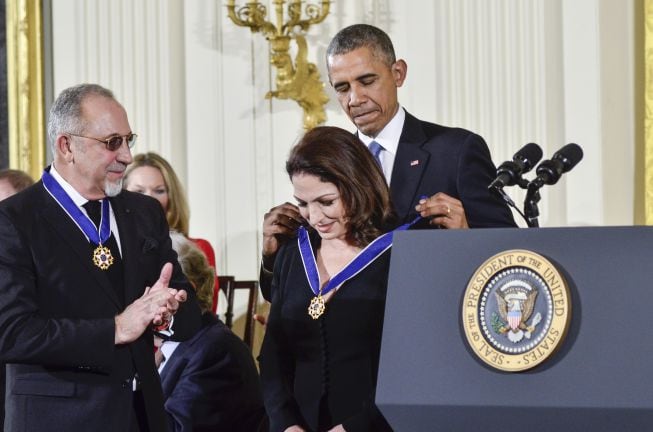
[[190, 237, 220, 313]]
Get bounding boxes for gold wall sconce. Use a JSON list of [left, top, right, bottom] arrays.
[[226, 0, 331, 130]]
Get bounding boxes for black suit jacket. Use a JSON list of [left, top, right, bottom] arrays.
[[390, 111, 515, 228], [0, 180, 201, 432], [160, 312, 267, 432]]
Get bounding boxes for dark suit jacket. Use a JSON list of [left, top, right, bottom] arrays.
[[390, 111, 515, 228], [260, 111, 515, 301], [260, 234, 393, 432], [0, 180, 201, 432], [0, 366, 4, 429], [160, 312, 267, 432]]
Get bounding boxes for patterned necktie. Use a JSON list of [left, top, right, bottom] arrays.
[[83, 200, 125, 302], [368, 140, 384, 169], [83, 200, 103, 228]]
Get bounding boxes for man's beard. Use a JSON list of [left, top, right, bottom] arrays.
[[104, 178, 123, 197]]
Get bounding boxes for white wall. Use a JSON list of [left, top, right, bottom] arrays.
[[50, 0, 637, 291]]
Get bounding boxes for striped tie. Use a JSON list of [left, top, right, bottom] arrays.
[[368, 140, 384, 169]]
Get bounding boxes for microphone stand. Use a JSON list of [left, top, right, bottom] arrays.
[[524, 179, 544, 228], [491, 178, 540, 228], [490, 180, 530, 227]]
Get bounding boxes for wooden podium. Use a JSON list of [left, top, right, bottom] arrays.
[[376, 227, 653, 431]]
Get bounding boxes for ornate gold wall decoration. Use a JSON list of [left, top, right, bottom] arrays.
[[646, 0, 653, 224], [6, 0, 45, 179], [227, 0, 330, 130]]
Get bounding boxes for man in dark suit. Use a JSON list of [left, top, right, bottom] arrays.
[[159, 314, 267, 432], [157, 233, 267, 432], [0, 83, 201, 432], [259, 24, 515, 301], [0, 169, 34, 430]]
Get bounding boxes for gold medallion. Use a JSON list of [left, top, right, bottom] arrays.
[[92, 245, 114, 270], [308, 295, 326, 319]]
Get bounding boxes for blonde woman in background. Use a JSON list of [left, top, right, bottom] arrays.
[[124, 152, 221, 312]]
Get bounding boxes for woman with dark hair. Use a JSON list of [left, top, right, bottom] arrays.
[[259, 126, 398, 432]]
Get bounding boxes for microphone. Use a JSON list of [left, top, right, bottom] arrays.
[[533, 143, 583, 186], [489, 143, 543, 190]]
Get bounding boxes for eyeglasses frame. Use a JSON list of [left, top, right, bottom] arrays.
[[66, 132, 137, 151]]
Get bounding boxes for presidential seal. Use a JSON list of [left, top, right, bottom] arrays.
[[462, 250, 571, 372]]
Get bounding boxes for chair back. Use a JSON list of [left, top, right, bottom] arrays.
[[218, 275, 258, 349]]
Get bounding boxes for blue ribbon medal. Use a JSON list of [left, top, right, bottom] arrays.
[[298, 218, 416, 319], [42, 170, 115, 270]]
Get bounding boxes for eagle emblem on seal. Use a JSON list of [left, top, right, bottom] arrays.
[[492, 281, 542, 343]]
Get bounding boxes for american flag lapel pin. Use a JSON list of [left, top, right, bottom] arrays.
[[410, 159, 419, 166]]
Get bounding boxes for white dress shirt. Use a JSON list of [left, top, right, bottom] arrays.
[[357, 106, 406, 185], [49, 164, 123, 255]]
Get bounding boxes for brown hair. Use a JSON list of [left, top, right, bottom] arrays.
[[124, 152, 190, 236], [0, 169, 34, 193], [286, 126, 395, 247], [170, 231, 214, 313]]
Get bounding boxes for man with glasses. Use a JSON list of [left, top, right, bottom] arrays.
[[0, 83, 201, 432]]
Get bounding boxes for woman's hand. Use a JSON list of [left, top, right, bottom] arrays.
[[284, 426, 306, 432]]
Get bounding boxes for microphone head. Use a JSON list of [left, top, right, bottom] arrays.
[[552, 143, 583, 173], [491, 160, 521, 189], [535, 143, 583, 185], [514, 142, 543, 174], [490, 142, 544, 190]]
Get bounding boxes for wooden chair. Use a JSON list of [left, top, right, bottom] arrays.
[[217, 276, 234, 304], [218, 276, 258, 350]]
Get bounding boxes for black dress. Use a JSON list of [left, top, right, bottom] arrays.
[[260, 232, 394, 432]]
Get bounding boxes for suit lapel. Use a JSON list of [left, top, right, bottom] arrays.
[[110, 194, 142, 305], [159, 339, 192, 383], [39, 183, 122, 308], [159, 317, 211, 389], [390, 112, 431, 223]]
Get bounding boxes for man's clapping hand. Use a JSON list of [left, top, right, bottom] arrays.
[[114, 263, 188, 344]]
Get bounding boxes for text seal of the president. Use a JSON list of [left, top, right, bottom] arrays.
[[462, 249, 571, 372]]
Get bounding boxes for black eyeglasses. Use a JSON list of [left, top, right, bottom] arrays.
[[67, 132, 137, 151]]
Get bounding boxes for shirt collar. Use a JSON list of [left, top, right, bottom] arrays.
[[158, 341, 181, 373], [49, 164, 90, 207], [358, 106, 405, 156], [160, 340, 180, 359]]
